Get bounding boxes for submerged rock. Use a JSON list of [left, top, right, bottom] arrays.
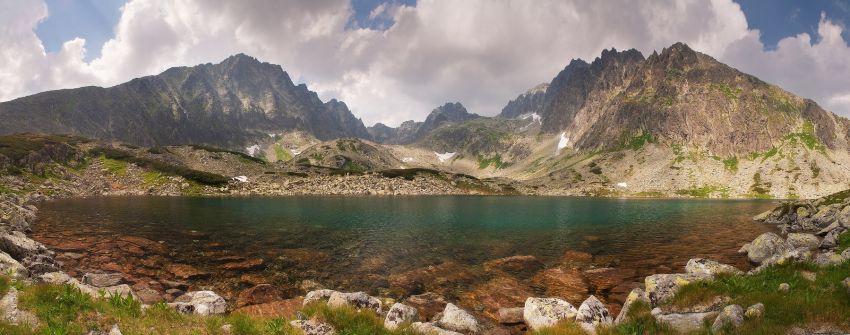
[[236, 284, 282, 308], [497, 307, 524, 324], [384, 303, 418, 330], [575, 295, 612, 334], [483, 255, 543, 276], [405, 292, 448, 321], [523, 297, 577, 330], [169, 291, 227, 316]]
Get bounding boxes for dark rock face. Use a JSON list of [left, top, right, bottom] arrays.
[[536, 43, 850, 156], [368, 102, 479, 144], [0, 54, 371, 149], [499, 84, 548, 119]]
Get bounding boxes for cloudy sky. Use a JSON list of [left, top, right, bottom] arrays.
[[2, 0, 850, 126]]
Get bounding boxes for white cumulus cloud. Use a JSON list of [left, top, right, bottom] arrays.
[[1, 0, 849, 128]]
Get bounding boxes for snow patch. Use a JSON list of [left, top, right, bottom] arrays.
[[520, 113, 542, 123], [232, 176, 248, 183], [616, 182, 628, 188], [555, 132, 570, 155], [402, 157, 414, 162], [246, 144, 261, 156], [434, 152, 456, 162], [290, 149, 302, 155]]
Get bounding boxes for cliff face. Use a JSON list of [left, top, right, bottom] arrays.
[[537, 43, 850, 156], [0, 54, 370, 149], [498, 83, 549, 119]]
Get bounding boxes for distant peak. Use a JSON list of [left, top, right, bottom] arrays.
[[527, 83, 549, 95]]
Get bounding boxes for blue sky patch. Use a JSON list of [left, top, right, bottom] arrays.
[[735, 0, 850, 48], [35, 0, 125, 61]]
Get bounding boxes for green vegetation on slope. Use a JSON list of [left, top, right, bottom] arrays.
[[91, 147, 230, 186], [478, 154, 511, 170], [273, 144, 292, 162]]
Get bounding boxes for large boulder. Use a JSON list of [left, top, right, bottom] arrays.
[[746, 232, 793, 264], [614, 288, 648, 324], [436, 303, 480, 333], [684, 258, 741, 276], [820, 228, 846, 249], [786, 233, 820, 250], [751, 248, 813, 273], [711, 305, 744, 332], [523, 297, 577, 330], [0, 232, 59, 275], [384, 303, 418, 330], [575, 295, 612, 334], [168, 291, 227, 316], [644, 274, 710, 306], [327, 291, 381, 313], [0, 251, 28, 280]]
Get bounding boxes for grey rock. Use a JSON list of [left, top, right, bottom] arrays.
[[384, 303, 418, 330], [289, 319, 337, 335], [615, 288, 648, 324], [327, 291, 381, 313], [786, 233, 820, 250], [779, 283, 790, 292], [411, 322, 463, 335], [685, 258, 742, 276], [746, 232, 793, 264], [108, 325, 122, 335], [751, 248, 812, 273], [436, 303, 479, 333], [745, 303, 764, 319], [523, 297, 577, 330], [82, 272, 124, 288], [0, 251, 28, 280], [168, 291, 227, 315], [820, 228, 846, 249], [0, 287, 39, 327], [654, 311, 718, 333], [711, 305, 744, 332], [644, 273, 711, 306], [303, 289, 337, 306], [575, 295, 612, 334]]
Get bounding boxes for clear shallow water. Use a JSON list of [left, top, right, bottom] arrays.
[[33, 196, 776, 304]]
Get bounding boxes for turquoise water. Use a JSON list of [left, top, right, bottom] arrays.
[[34, 196, 776, 301]]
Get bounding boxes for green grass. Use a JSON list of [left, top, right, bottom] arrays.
[[837, 230, 850, 253], [100, 156, 128, 176], [665, 261, 850, 335], [749, 172, 772, 198], [626, 132, 653, 150], [711, 83, 742, 100], [477, 154, 511, 170], [301, 303, 419, 335], [676, 185, 730, 198], [142, 171, 168, 188], [820, 189, 850, 206], [91, 147, 229, 186], [722, 157, 738, 172], [273, 144, 292, 162], [598, 301, 674, 335]]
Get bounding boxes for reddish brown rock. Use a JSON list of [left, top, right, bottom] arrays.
[[236, 284, 283, 307], [404, 292, 448, 322], [279, 248, 329, 264], [168, 264, 211, 280], [44, 238, 87, 252], [118, 236, 168, 254], [239, 274, 268, 286], [483, 255, 544, 277], [233, 297, 303, 318], [136, 288, 164, 304], [530, 267, 589, 304], [459, 276, 533, 321], [213, 255, 245, 263], [389, 261, 476, 296], [561, 249, 593, 265], [222, 258, 265, 271], [583, 267, 638, 293]]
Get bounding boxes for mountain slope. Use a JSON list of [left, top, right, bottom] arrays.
[[367, 102, 479, 144], [0, 54, 371, 149]]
